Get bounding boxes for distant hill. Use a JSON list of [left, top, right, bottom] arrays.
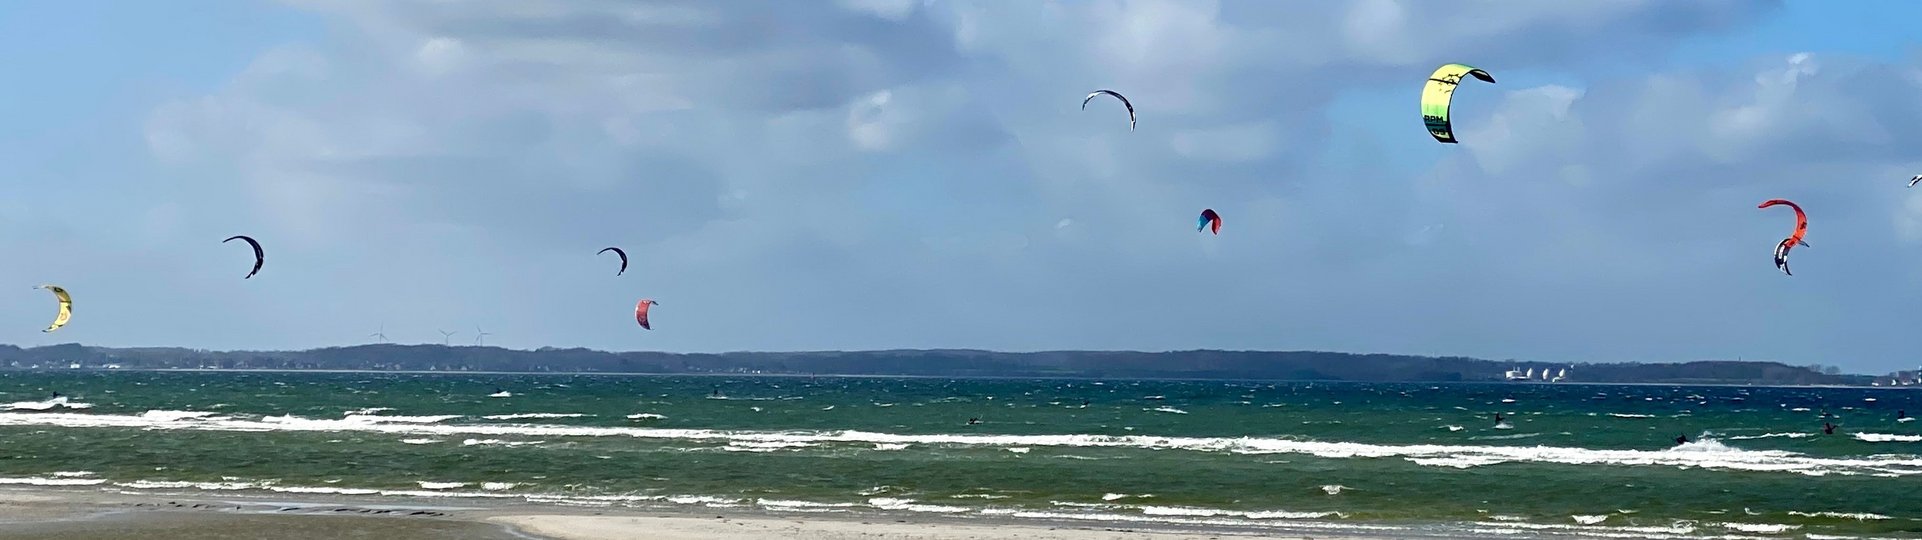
[[0, 344, 1870, 385]]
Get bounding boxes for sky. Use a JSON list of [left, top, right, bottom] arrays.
[[2, 0, 1922, 371]]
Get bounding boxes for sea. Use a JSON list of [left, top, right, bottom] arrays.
[[0, 371, 1917, 538]]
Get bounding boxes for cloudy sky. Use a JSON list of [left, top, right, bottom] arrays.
[[3, 0, 1922, 371]]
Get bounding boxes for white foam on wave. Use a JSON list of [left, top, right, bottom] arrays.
[[335, 414, 461, 424], [400, 438, 443, 445], [868, 497, 970, 513], [1788, 511, 1891, 520], [1720, 522, 1799, 533], [1607, 413, 1655, 419], [873, 443, 909, 451], [481, 482, 518, 491], [461, 439, 542, 447], [343, 407, 393, 416], [1470, 432, 1542, 441], [666, 495, 740, 507], [1571, 514, 1607, 525], [1141, 505, 1343, 520], [1478, 519, 1696, 536], [1727, 432, 1812, 440], [625, 413, 666, 420], [725, 441, 815, 453], [756, 499, 859, 512], [417, 482, 467, 490], [1853, 433, 1920, 443], [1147, 407, 1188, 415], [482, 413, 588, 420], [1320, 485, 1345, 495], [0, 476, 105, 486], [6, 412, 1921, 477], [141, 410, 219, 422], [117, 480, 257, 491]]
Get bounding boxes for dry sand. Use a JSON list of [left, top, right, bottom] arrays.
[[0, 488, 1391, 540]]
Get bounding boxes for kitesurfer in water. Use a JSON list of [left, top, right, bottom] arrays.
[[1493, 412, 1506, 425], [1823, 422, 1837, 435], [1674, 434, 1689, 445], [1899, 409, 1908, 420], [967, 418, 981, 425]]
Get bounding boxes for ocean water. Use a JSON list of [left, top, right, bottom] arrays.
[[0, 372, 1917, 538]]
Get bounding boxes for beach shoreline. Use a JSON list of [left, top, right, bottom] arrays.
[[0, 487, 1413, 540]]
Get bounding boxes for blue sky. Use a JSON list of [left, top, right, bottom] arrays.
[[3, 1, 1922, 372]]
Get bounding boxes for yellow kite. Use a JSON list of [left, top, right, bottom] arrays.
[[1420, 63, 1495, 144], [38, 285, 70, 333]]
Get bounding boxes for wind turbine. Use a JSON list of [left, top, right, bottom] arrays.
[[369, 324, 388, 344], [474, 325, 492, 346], [438, 329, 458, 345]]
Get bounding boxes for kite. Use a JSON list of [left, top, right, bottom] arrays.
[[1421, 64, 1495, 144], [38, 285, 70, 333], [599, 247, 628, 276], [1081, 90, 1136, 132], [1197, 209, 1221, 235], [1758, 199, 1809, 276], [223, 235, 264, 279], [1909, 175, 1921, 188], [635, 299, 658, 330]]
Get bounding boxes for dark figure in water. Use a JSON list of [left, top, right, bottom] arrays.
[[1493, 413, 1506, 424], [1823, 422, 1837, 435], [966, 418, 981, 425], [1899, 410, 1908, 420], [49, 392, 60, 399], [1674, 434, 1689, 445]]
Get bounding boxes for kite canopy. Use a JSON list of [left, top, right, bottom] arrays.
[[635, 299, 659, 330], [1081, 89, 1136, 132], [1420, 64, 1495, 144], [1197, 209, 1222, 235], [1909, 174, 1921, 188], [223, 235, 264, 279], [1758, 199, 1809, 276], [38, 285, 70, 333], [599, 247, 628, 276]]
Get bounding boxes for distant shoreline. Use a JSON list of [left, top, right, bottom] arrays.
[[0, 366, 1902, 390], [0, 343, 1885, 387]]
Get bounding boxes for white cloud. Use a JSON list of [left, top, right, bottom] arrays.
[[837, 0, 918, 21], [1170, 121, 1282, 163]]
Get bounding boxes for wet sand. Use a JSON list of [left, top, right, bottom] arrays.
[[0, 489, 1392, 540], [0, 512, 526, 540]]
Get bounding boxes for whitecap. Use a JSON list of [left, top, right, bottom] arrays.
[[481, 413, 587, 420]]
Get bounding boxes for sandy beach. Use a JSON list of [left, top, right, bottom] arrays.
[[0, 489, 1385, 540]]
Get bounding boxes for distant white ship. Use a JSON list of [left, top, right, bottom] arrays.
[[1505, 367, 1570, 382]]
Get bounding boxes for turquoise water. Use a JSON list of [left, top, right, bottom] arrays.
[[0, 371, 1918, 538]]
